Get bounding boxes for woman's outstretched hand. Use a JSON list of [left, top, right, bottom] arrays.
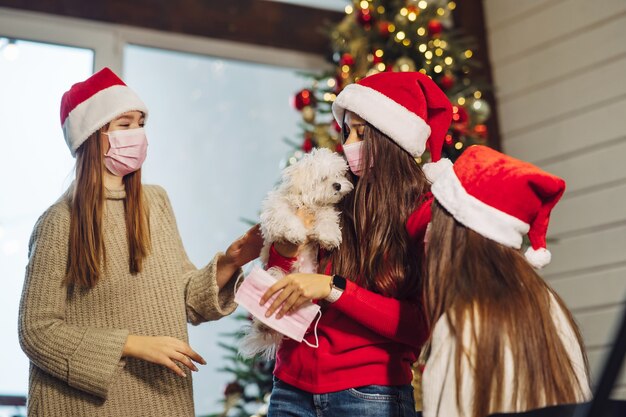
[[260, 273, 332, 319], [122, 335, 206, 377], [224, 224, 264, 267], [217, 224, 264, 287]]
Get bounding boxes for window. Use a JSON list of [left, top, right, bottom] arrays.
[[0, 37, 93, 414], [124, 45, 306, 414]]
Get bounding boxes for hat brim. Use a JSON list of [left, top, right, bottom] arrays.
[[431, 163, 530, 248], [332, 83, 430, 157]]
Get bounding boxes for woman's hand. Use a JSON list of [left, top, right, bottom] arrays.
[[217, 224, 264, 287], [260, 273, 332, 319], [122, 335, 206, 377], [223, 224, 264, 268]]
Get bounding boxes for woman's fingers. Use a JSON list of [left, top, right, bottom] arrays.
[[260, 279, 289, 305], [276, 291, 305, 319], [265, 284, 296, 317], [163, 357, 187, 377], [176, 341, 206, 365], [286, 296, 311, 316], [173, 352, 198, 372]]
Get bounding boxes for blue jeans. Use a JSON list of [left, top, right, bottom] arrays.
[[267, 377, 416, 417]]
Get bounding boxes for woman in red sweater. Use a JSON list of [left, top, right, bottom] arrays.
[[259, 72, 453, 416]]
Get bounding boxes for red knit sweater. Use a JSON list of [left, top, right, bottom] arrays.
[[266, 196, 433, 394]]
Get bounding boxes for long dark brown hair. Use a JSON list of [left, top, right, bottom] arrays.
[[65, 129, 150, 289], [330, 123, 429, 300], [424, 201, 589, 417]]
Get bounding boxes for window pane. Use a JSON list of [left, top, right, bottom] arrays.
[[124, 45, 308, 415], [0, 38, 93, 406]]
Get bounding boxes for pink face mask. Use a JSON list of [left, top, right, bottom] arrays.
[[342, 141, 372, 176], [235, 267, 321, 348], [103, 128, 148, 177]]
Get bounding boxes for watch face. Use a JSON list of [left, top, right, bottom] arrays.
[[333, 275, 347, 290]]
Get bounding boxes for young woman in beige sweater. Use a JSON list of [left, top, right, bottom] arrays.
[[18, 67, 263, 416]]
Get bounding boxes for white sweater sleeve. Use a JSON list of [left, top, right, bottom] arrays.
[[422, 315, 474, 417]]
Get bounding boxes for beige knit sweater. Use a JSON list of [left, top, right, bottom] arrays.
[[18, 184, 240, 417]]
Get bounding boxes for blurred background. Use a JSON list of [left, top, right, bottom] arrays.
[[1, 0, 625, 416]]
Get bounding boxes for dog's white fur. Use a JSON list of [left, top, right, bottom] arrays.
[[239, 148, 353, 360]]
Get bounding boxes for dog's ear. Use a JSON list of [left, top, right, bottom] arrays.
[[281, 160, 309, 194]]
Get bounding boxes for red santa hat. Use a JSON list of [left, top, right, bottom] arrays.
[[332, 71, 452, 161], [427, 145, 566, 269], [60, 67, 148, 156]]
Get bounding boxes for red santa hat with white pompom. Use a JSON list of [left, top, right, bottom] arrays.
[[60, 67, 148, 157], [425, 145, 566, 269], [332, 71, 452, 161]]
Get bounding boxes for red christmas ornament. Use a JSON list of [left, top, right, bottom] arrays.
[[335, 143, 343, 154], [293, 89, 314, 111], [427, 19, 443, 36], [332, 120, 342, 133], [302, 135, 314, 153], [439, 74, 456, 90], [474, 124, 488, 139], [340, 53, 355, 67], [377, 21, 392, 38], [357, 8, 375, 28], [452, 105, 469, 124]]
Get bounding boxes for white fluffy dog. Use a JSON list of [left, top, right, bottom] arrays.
[[239, 148, 353, 359]]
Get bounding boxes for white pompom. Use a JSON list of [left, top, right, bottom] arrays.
[[524, 247, 552, 269], [423, 158, 453, 183]]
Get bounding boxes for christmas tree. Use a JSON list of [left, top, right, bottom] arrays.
[[288, 0, 491, 166], [210, 1, 492, 415]]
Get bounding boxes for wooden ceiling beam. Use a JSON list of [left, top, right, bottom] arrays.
[[0, 0, 344, 55]]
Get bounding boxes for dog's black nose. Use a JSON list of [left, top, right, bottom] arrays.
[[333, 183, 341, 191]]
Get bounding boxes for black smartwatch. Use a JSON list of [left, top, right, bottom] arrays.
[[326, 274, 346, 303], [331, 274, 347, 290]]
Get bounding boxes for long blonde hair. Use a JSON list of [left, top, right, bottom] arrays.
[[424, 201, 589, 417], [65, 129, 150, 289]]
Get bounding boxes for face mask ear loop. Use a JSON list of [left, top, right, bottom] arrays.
[[303, 310, 322, 348], [233, 271, 246, 298]]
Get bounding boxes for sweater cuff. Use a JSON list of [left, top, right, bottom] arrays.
[[186, 253, 240, 324], [67, 327, 129, 399], [267, 244, 297, 273]]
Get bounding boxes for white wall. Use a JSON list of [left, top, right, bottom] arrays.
[[484, 0, 626, 397]]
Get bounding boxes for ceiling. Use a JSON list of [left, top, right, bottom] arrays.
[[264, 0, 348, 11]]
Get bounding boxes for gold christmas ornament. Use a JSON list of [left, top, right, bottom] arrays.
[[301, 105, 316, 123]]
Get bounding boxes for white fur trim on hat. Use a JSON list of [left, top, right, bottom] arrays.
[[332, 83, 431, 157], [431, 164, 530, 248], [524, 247, 552, 269], [423, 158, 452, 182], [62, 85, 148, 157]]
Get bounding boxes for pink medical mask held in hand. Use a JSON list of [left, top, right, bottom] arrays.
[[342, 141, 372, 176], [235, 267, 321, 348], [103, 128, 148, 177]]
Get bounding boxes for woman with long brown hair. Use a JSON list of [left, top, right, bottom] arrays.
[[18, 68, 263, 417], [257, 72, 453, 416], [421, 145, 590, 417]]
